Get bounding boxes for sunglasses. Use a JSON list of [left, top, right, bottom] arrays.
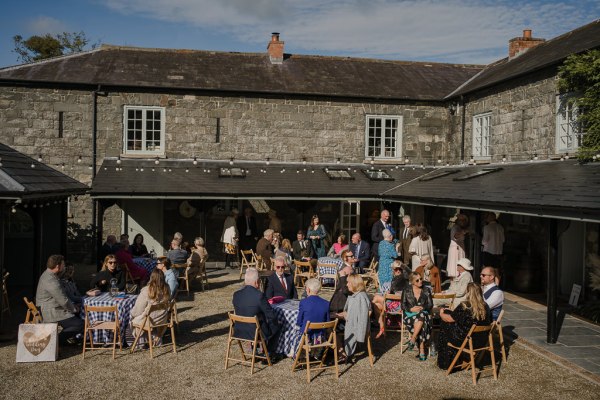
[[414, 278, 422, 282], [345, 255, 354, 258], [107, 261, 116, 264], [275, 265, 284, 269]]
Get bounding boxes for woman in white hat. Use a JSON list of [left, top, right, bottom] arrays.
[[445, 258, 474, 307]]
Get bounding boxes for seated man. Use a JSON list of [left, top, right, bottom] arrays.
[[292, 230, 314, 261], [156, 256, 178, 298], [36, 255, 84, 345], [297, 278, 330, 343], [167, 239, 189, 265], [232, 268, 280, 352], [481, 266, 504, 320], [265, 256, 297, 300], [349, 233, 371, 273]]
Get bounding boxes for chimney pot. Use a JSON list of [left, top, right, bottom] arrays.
[[523, 29, 532, 39], [271, 32, 280, 42], [508, 28, 544, 59]]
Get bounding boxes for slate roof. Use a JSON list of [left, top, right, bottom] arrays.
[[381, 160, 600, 221], [0, 143, 88, 200], [448, 18, 600, 98], [91, 158, 600, 222], [0, 46, 482, 101]]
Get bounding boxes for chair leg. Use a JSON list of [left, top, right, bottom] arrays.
[[367, 334, 374, 367], [148, 329, 154, 359], [497, 325, 507, 364], [291, 336, 304, 372], [112, 327, 118, 360], [171, 324, 177, 354], [250, 340, 257, 375], [469, 340, 477, 385], [489, 335, 498, 380], [130, 328, 141, 354], [225, 339, 232, 370], [446, 342, 467, 376], [305, 345, 311, 383]]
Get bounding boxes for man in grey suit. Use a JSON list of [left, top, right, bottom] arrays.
[[36, 254, 84, 344]]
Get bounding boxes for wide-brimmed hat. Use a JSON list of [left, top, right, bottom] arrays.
[[457, 258, 473, 271]]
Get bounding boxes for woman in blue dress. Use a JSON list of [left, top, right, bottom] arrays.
[[307, 214, 328, 258], [377, 228, 398, 293]]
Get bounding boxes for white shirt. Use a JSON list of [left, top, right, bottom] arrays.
[[483, 283, 504, 310], [482, 221, 505, 255]]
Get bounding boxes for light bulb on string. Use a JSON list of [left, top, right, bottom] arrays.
[[155, 157, 160, 165], [193, 157, 198, 165], [77, 156, 82, 163], [37, 155, 42, 162]]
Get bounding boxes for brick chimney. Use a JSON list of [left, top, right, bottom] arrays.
[[508, 29, 545, 59], [267, 32, 284, 64]]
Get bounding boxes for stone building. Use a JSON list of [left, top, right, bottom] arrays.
[[1, 20, 600, 329]]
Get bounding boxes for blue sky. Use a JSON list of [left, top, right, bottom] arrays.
[[1, 0, 599, 68]]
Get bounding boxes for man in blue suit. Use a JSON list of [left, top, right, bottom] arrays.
[[232, 268, 280, 350], [265, 256, 297, 300], [349, 233, 371, 273], [296, 278, 330, 338]]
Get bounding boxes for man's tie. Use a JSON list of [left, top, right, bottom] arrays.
[[404, 227, 408, 239], [280, 275, 287, 290]]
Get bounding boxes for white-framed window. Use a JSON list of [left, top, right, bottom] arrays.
[[123, 106, 165, 155], [365, 115, 402, 159], [340, 201, 360, 240], [556, 95, 585, 153], [473, 112, 491, 158]]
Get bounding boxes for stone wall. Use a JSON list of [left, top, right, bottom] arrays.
[[454, 67, 560, 163]]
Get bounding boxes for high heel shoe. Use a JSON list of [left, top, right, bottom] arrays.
[[375, 327, 385, 339]]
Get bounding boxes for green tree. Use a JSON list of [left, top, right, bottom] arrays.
[[13, 31, 99, 63], [558, 49, 600, 161]]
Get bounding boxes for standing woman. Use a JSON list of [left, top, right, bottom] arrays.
[[447, 214, 469, 278], [221, 208, 239, 268], [377, 229, 398, 293], [307, 214, 328, 258], [129, 233, 149, 257], [409, 225, 435, 270], [402, 271, 433, 361]]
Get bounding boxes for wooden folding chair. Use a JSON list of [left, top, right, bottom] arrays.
[[2, 272, 10, 317], [362, 270, 380, 293], [172, 263, 190, 297], [239, 249, 258, 279], [433, 292, 456, 309], [82, 305, 122, 359], [381, 293, 410, 353], [224, 312, 272, 375], [291, 319, 339, 382], [446, 323, 498, 385], [120, 263, 140, 287], [316, 263, 338, 292], [363, 258, 378, 274], [493, 310, 507, 364], [255, 255, 265, 271], [293, 260, 314, 289], [197, 259, 209, 291], [130, 301, 177, 358], [23, 297, 43, 324]]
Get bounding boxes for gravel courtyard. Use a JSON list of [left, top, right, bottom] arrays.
[[1, 269, 598, 400]]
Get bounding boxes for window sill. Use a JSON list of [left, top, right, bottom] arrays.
[[120, 153, 167, 159]]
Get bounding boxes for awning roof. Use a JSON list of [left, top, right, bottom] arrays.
[[91, 158, 600, 222], [0, 143, 88, 201]]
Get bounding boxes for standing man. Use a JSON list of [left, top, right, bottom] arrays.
[[371, 209, 393, 260], [237, 207, 258, 254], [265, 256, 297, 300], [256, 229, 274, 270], [36, 255, 84, 345], [481, 266, 504, 320], [349, 233, 371, 273], [399, 215, 414, 264], [481, 212, 505, 271], [292, 230, 314, 261]]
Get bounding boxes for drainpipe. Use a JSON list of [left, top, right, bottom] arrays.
[[92, 86, 107, 265], [460, 95, 466, 162], [547, 218, 558, 343]]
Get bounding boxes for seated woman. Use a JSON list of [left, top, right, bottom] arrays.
[[129, 233, 149, 258], [156, 257, 178, 298], [414, 254, 441, 293], [275, 238, 293, 267], [115, 239, 149, 284], [296, 278, 330, 344], [91, 255, 126, 292], [402, 271, 433, 361], [337, 274, 371, 362], [372, 261, 410, 338], [437, 283, 492, 370], [129, 269, 171, 345], [59, 263, 82, 305], [328, 264, 354, 318], [187, 237, 208, 278], [327, 233, 349, 258]]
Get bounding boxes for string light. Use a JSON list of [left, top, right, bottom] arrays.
[[31, 162, 35, 168], [77, 156, 82, 163], [229, 158, 234, 166], [266, 157, 270, 166], [11, 206, 16, 213], [336, 158, 341, 164], [37, 155, 42, 162], [502, 155, 507, 163], [155, 157, 160, 165], [116, 156, 121, 165], [192, 157, 198, 165], [185, 168, 189, 173]]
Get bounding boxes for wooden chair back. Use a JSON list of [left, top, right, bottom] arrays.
[[433, 292, 456, 308], [119, 263, 138, 286], [130, 300, 177, 358], [293, 260, 314, 289], [239, 249, 257, 279], [291, 319, 339, 382], [382, 293, 406, 339], [364, 258, 378, 273], [225, 312, 272, 375], [23, 297, 43, 324], [446, 323, 498, 385], [82, 304, 121, 359], [316, 263, 338, 292], [493, 310, 507, 364], [172, 263, 190, 297]]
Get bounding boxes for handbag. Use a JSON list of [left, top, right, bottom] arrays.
[[224, 243, 236, 255]]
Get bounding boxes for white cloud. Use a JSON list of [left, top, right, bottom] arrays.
[[25, 16, 68, 35], [103, 0, 600, 63]]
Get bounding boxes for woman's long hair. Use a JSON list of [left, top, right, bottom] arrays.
[[417, 224, 430, 241], [101, 255, 117, 271], [147, 269, 170, 302], [463, 283, 487, 321], [310, 214, 319, 228]]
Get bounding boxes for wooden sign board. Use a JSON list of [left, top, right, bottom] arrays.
[[16, 323, 58, 363], [569, 284, 582, 307]]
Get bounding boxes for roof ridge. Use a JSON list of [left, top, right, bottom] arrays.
[[0, 46, 102, 72]]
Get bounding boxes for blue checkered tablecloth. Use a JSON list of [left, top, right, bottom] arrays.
[[272, 300, 302, 357], [134, 257, 157, 275], [317, 264, 338, 286], [318, 257, 343, 270], [81, 292, 138, 344]]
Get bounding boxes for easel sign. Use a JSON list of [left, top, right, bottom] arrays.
[[569, 284, 582, 307], [16, 323, 58, 363]]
